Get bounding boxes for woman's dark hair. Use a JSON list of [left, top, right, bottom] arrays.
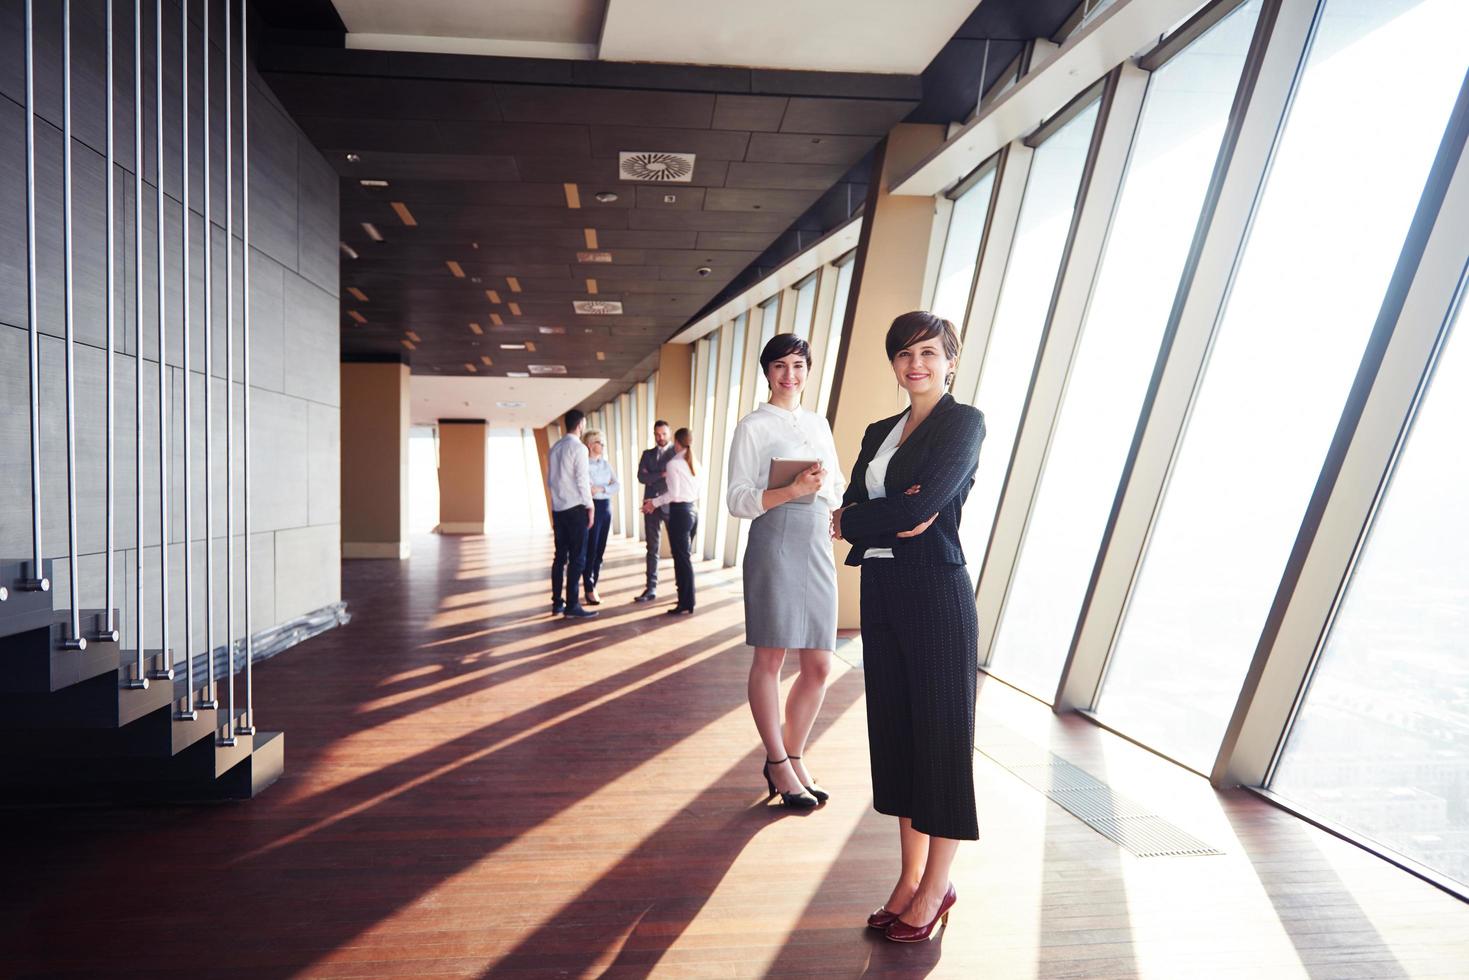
[[672, 426, 698, 477], [886, 311, 961, 384], [759, 333, 813, 378]]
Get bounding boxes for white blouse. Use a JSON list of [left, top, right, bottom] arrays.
[[861, 412, 908, 560], [726, 401, 846, 519], [650, 451, 703, 506]]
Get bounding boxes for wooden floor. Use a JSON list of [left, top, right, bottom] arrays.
[[2, 529, 1467, 979]]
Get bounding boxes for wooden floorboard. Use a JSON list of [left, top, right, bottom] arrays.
[[1, 529, 1466, 979]]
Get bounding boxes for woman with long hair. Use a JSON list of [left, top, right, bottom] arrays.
[[726, 334, 845, 809], [643, 426, 701, 614], [832, 311, 985, 941]]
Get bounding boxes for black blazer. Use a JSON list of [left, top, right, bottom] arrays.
[[839, 393, 986, 568]]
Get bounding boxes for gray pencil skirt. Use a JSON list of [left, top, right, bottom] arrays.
[[742, 501, 838, 651]]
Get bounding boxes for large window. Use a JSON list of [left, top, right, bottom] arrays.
[[1270, 283, 1469, 890], [758, 295, 780, 352], [715, 313, 749, 562], [695, 330, 721, 555], [987, 3, 1263, 700], [791, 274, 818, 340], [818, 258, 855, 417], [957, 98, 1102, 591], [1097, 0, 1469, 771], [931, 167, 996, 333]]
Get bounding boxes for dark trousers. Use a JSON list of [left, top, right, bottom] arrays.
[[584, 498, 612, 592], [859, 560, 979, 840], [643, 503, 667, 592], [551, 505, 589, 609], [667, 502, 697, 610]]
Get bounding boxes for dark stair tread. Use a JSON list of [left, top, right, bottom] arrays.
[[0, 612, 123, 693], [0, 653, 174, 730]]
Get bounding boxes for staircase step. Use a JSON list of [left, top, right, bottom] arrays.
[[0, 651, 173, 730], [0, 613, 123, 693], [0, 559, 55, 642], [0, 730, 283, 805]]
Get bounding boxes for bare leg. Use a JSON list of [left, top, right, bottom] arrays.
[[896, 834, 960, 926], [782, 648, 832, 786], [883, 817, 928, 914], [748, 647, 804, 794]]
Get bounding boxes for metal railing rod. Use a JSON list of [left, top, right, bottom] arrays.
[[200, 0, 218, 711], [177, 0, 196, 717], [96, 0, 119, 645], [126, 0, 147, 690], [220, 0, 237, 746], [150, 0, 172, 682], [19, 0, 49, 596], [60, 0, 87, 652], [240, 0, 255, 737]]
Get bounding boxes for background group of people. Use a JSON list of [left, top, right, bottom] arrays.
[[545, 414, 704, 619], [543, 310, 985, 944]]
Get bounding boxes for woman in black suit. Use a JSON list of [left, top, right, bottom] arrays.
[[832, 311, 985, 944]]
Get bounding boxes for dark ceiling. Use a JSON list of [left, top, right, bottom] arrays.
[[253, 0, 1080, 393]]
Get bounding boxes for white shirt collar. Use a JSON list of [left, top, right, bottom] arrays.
[[757, 400, 803, 420]]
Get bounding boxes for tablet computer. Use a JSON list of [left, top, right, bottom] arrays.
[[768, 457, 819, 505]]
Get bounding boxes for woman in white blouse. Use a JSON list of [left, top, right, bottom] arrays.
[[726, 335, 845, 809], [642, 427, 702, 615]]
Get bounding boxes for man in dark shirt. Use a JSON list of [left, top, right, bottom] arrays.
[[635, 420, 677, 602]]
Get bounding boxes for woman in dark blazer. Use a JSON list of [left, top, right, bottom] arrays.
[[832, 310, 985, 944]]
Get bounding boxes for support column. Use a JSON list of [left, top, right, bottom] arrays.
[[654, 343, 693, 430], [533, 427, 553, 523], [828, 123, 947, 628], [437, 419, 487, 534], [341, 360, 411, 559]]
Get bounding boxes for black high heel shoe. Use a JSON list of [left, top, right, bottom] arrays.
[[788, 755, 830, 803], [762, 757, 818, 809]]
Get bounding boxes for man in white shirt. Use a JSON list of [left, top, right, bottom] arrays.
[[546, 409, 598, 619]]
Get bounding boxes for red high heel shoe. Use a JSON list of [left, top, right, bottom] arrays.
[[866, 906, 901, 930], [883, 883, 956, 942]]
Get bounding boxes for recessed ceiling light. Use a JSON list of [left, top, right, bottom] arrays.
[[497, 401, 526, 408], [359, 178, 388, 187], [500, 343, 526, 350], [406, 331, 421, 342], [485, 290, 502, 304], [538, 326, 565, 334], [585, 279, 598, 295], [584, 228, 599, 249], [481, 355, 494, 366], [490, 313, 504, 326], [346, 310, 367, 324], [506, 277, 522, 293], [524, 341, 536, 353], [346, 153, 361, 163], [594, 191, 618, 203], [390, 201, 417, 226], [507, 371, 529, 378], [596, 351, 606, 361], [465, 363, 477, 373], [446, 260, 465, 278], [528, 364, 567, 375], [401, 339, 415, 350], [563, 183, 581, 209], [347, 287, 368, 302], [508, 303, 522, 316], [468, 322, 483, 334], [339, 242, 359, 260], [361, 222, 384, 242]]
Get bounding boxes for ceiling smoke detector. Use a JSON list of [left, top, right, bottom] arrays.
[[618, 152, 695, 183], [594, 191, 619, 203], [574, 300, 623, 315], [528, 364, 568, 376]]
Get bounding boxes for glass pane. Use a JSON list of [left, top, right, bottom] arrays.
[[932, 170, 996, 333], [1271, 286, 1469, 889], [716, 313, 749, 559], [986, 3, 1263, 701], [759, 297, 780, 351], [957, 98, 1102, 591], [1098, 0, 1469, 771], [696, 330, 721, 554], [792, 276, 818, 340], [818, 260, 855, 416]]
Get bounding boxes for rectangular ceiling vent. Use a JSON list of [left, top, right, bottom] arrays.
[[574, 300, 623, 315], [576, 251, 613, 263], [528, 364, 567, 375], [618, 152, 695, 183]]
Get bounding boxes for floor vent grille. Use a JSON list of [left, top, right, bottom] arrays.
[[975, 731, 1223, 859]]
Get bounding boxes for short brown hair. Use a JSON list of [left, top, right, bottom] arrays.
[[885, 310, 960, 363]]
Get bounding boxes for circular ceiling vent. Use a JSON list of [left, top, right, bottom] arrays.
[[619, 152, 695, 183], [574, 300, 625, 315]]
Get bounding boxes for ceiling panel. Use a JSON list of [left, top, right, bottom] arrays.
[[262, 36, 919, 384]]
